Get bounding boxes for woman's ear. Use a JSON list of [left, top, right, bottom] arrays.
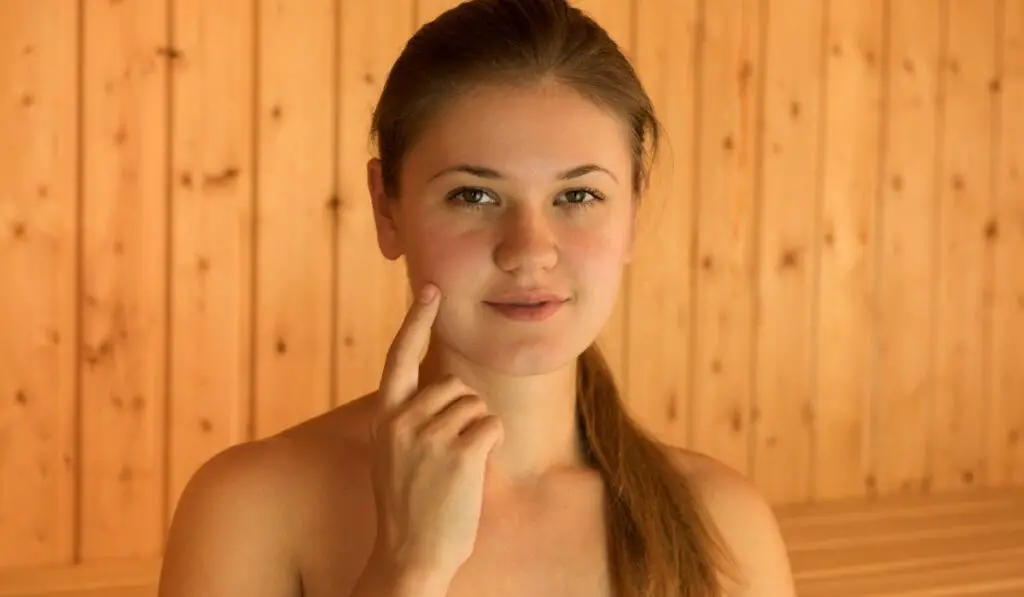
[[367, 157, 404, 261]]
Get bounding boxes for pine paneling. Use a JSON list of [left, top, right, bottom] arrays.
[[1, 0, 1021, 566]]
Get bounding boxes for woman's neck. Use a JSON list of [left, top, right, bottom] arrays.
[[418, 341, 587, 490]]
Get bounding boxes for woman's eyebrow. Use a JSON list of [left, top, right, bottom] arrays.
[[558, 164, 618, 183], [429, 164, 503, 181], [428, 163, 619, 183]]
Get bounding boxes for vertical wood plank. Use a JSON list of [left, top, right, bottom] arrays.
[[627, 0, 698, 447], [81, 0, 169, 558], [688, 0, 761, 474], [813, 0, 884, 500], [573, 0, 634, 394], [255, 0, 336, 437], [0, 0, 78, 567], [336, 0, 416, 406], [168, 0, 255, 515], [875, 0, 942, 496], [989, 0, 1024, 486], [752, 0, 824, 503], [931, 0, 998, 492]]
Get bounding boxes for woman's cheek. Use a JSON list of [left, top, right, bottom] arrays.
[[562, 228, 626, 283], [412, 228, 486, 293]]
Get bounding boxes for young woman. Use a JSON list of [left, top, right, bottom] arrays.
[[158, 1, 796, 595]]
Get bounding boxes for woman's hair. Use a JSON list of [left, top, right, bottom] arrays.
[[370, 0, 737, 595]]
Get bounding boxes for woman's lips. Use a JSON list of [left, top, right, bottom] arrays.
[[484, 299, 567, 321]]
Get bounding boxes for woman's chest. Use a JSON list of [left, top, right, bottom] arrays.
[[304, 525, 613, 597], [445, 507, 614, 597], [298, 472, 614, 597]]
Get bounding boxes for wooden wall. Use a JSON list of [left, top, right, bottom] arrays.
[[1, 0, 1021, 569]]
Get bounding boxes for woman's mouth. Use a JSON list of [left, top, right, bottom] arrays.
[[484, 299, 567, 322]]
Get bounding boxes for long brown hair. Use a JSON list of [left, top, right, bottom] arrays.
[[371, 1, 736, 594]]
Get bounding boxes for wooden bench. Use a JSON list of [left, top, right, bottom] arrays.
[[0, 558, 159, 597], [1, 489, 1022, 597], [778, 488, 1024, 596]]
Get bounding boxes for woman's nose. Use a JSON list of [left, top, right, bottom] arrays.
[[493, 208, 558, 275]]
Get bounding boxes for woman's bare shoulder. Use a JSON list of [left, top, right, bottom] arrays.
[[277, 390, 379, 452], [663, 447, 750, 489], [663, 447, 797, 597], [159, 433, 309, 596], [159, 393, 379, 597], [183, 391, 378, 495]]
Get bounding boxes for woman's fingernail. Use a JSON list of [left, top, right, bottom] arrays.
[[420, 283, 438, 303]]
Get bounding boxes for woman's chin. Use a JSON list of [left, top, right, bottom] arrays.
[[433, 307, 603, 376], [460, 337, 586, 376]]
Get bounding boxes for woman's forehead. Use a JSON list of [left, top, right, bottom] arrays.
[[403, 83, 634, 183]]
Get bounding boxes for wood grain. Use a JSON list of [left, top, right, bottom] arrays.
[[0, 0, 1022, 567], [874, 0, 942, 497], [623, 0, 698, 447], [253, 0, 336, 437], [753, 0, 824, 503], [989, 0, 1024, 488], [932, 0, 999, 492], [334, 0, 415, 407], [167, 0, 255, 519], [0, 0, 78, 568], [813, 0, 884, 500], [687, 0, 762, 474], [80, 0, 169, 559]]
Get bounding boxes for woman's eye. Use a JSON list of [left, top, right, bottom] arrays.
[[446, 187, 604, 211], [449, 188, 496, 208], [562, 189, 593, 203], [557, 188, 604, 209]]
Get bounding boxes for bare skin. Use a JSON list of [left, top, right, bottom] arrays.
[[158, 393, 613, 597], [158, 81, 795, 597], [158, 390, 793, 597]]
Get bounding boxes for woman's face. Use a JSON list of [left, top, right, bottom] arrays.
[[370, 81, 637, 376]]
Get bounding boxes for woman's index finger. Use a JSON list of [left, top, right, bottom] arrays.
[[378, 284, 440, 408]]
